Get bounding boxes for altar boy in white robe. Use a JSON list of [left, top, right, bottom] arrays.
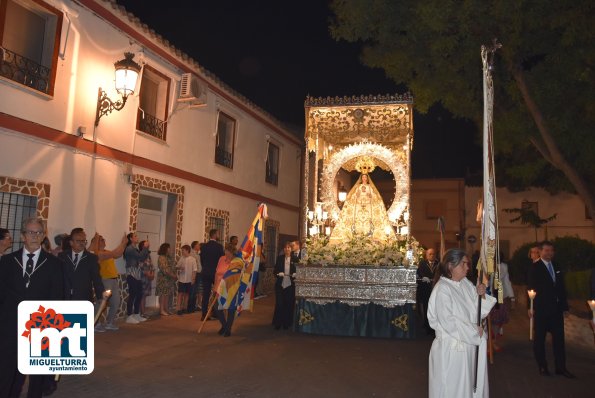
[[427, 248, 496, 398]]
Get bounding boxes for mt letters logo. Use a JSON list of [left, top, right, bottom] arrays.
[[18, 301, 94, 375]]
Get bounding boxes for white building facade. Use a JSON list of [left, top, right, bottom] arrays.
[[0, 0, 302, 304], [465, 186, 594, 258]]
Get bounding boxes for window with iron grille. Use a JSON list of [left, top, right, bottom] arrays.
[[265, 142, 279, 186], [215, 112, 235, 169], [137, 65, 170, 141], [0, 191, 37, 252], [265, 225, 278, 270], [208, 216, 225, 243], [0, 0, 63, 96]]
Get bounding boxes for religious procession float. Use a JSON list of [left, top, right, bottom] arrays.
[[295, 94, 422, 339]]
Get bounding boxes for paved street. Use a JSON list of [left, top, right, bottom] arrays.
[[48, 296, 594, 398]]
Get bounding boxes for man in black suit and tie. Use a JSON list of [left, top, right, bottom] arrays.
[[58, 228, 106, 303], [527, 240, 574, 378], [200, 229, 224, 320], [0, 218, 63, 398], [417, 248, 438, 335]]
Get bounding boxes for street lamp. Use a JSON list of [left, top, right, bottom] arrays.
[[95, 52, 142, 126]]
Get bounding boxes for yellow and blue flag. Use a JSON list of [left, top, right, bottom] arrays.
[[217, 203, 267, 315]]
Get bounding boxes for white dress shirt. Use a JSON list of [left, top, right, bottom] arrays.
[[22, 247, 42, 277]]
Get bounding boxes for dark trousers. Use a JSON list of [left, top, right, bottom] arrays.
[[273, 283, 295, 329], [0, 368, 44, 398], [187, 274, 199, 312], [202, 275, 215, 317], [533, 311, 566, 371], [417, 287, 432, 332], [126, 276, 143, 315], [252, 271, 260, 295], [216, 307, 236, 333]]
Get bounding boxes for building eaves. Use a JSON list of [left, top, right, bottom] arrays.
[[92, 0, 301, 143]]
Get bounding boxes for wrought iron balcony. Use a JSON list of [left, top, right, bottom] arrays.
[[0, 47, 50, 94], [215, 147, 234, 168], [138, 112, 166, 140]]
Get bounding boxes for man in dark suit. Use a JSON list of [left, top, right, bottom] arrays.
[[39, 228, 107, 397], [0, 218, 63, 398], [527, 240, 574, 378], [58, 228, 106, 303], [199, 229, 224, 320], [416, 248, 438, 335], [272, 242, 298, 329]]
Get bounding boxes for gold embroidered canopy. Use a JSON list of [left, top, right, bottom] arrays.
[[302, 93, 415, 240], [305, 93, 414, 153]]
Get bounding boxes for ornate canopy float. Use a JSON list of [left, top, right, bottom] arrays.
[[295, 94, 419, 339]]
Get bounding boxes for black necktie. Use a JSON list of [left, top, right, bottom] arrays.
[[25, 253, 34, 287], [73, 252, 79, 269]]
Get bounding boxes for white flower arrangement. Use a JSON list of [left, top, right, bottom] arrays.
[[302, 234, 423, 267]]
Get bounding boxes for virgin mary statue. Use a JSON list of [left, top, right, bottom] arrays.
[[329, 173, 396, 244]]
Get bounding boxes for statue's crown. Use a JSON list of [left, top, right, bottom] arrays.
[[355, 156, 376, 174]]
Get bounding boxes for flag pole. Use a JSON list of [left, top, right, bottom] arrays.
[[475, 39, 501, 393], [474, 268, 484, 392], [197, 292, 217, 334]]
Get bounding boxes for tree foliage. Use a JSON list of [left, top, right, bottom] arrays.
[[503, 207, 556, 241], [330, 0, 595, 223]]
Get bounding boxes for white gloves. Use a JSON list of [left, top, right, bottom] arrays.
[[277, 272, 285, 277], [292, 273, 297, 278], [422, 277, 431, 283]]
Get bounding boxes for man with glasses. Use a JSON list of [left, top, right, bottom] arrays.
[[0, 217, 63, 398], [0, 228, 13, 257], [58, 228, 107, 314]]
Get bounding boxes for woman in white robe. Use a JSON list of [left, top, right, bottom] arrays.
[[427, 248, 496, 398]]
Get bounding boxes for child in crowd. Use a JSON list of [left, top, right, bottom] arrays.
[[176, 245, 197, 315]]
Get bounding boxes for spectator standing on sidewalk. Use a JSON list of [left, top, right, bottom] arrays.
[[156, 243, 177, 316], [89, 232, 127, 331], [123, 233, 150, 324], [139, 240, 155, 317], [0, 228, 12, 257], [200, 229, 224, 321], [176, 244, 197, 315], [187, 241, 203, 313]]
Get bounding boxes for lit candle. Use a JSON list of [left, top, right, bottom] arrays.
[[384, 225, 392, 236], [588, 300, 595, 321], [403, 211, 410, 222], [400, 226, 409, 236], [325, 226, 331, 236], [338, 191, 347, 202], [528, 290, 536, 340], [322, 211, 328, 221], [308, 211, 314, 221]]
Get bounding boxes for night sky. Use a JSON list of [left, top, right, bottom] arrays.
[[116, 0, 481, 179]]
